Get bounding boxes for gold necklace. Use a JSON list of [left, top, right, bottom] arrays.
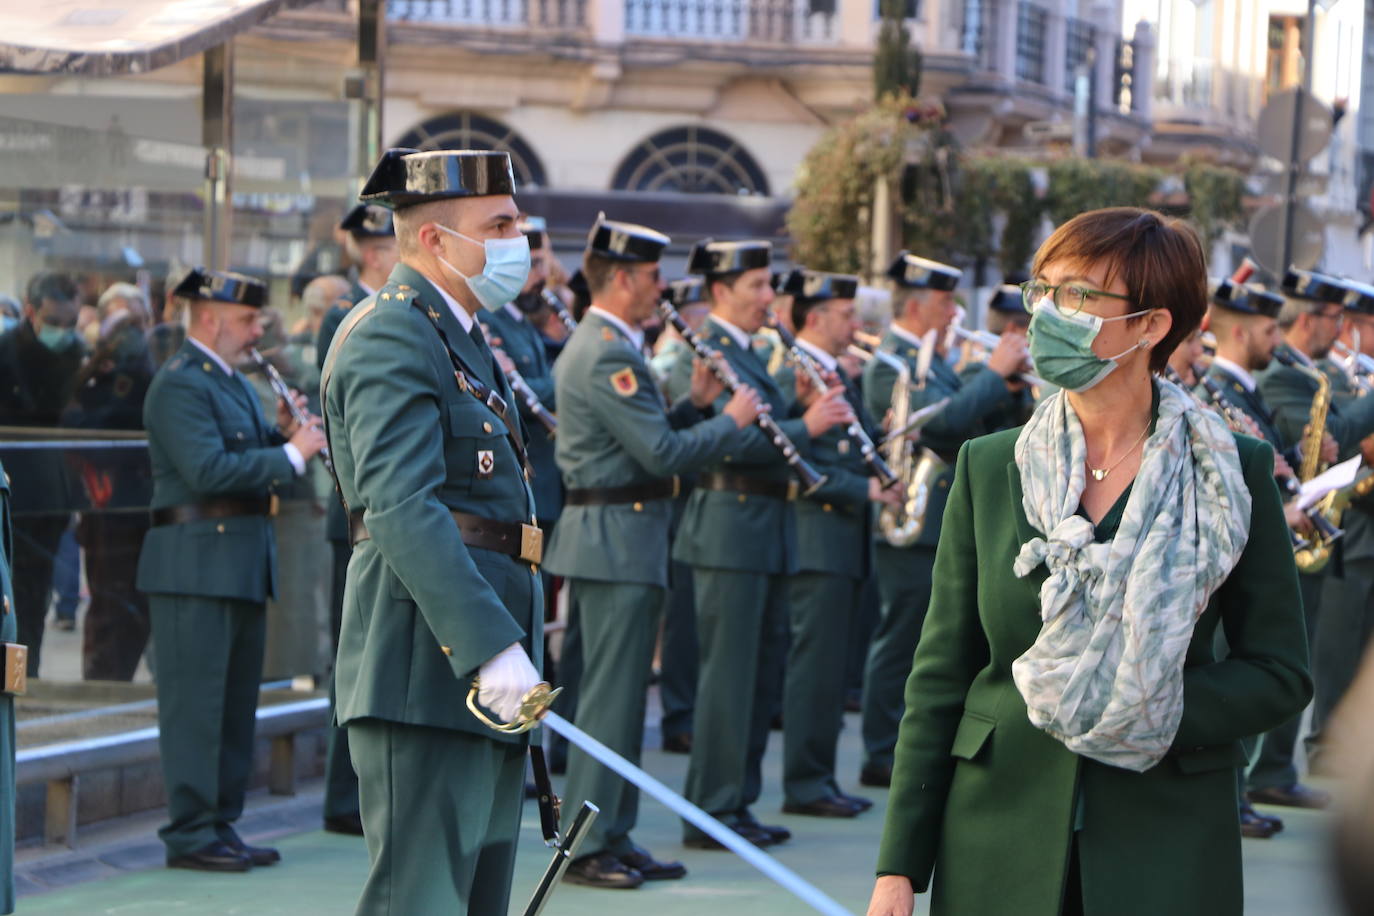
[[1087, 423, 1151, 481]]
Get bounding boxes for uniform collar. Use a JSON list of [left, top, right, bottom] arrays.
[[1210, 355, 1256, 392], [432, 281, 475, 333], [589, 306, 644, 351], [712, 314, 754, 351], [796, 336, 838, 372], [188, 336, 233, 376], [358, 278, 377, 297], [888, 322, 926, 350]]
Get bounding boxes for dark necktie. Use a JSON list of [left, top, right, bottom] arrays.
[[468, 322, 503, 386]]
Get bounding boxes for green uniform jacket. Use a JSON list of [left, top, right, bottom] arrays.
[[317, 281, 371, 543], [483, 303, 562, 521], [543, 311, 742, 587], [1196, 364, 1290, 456], [874, 429, 1312, 916], [668, 316, 812, 574], [773, 358, 873, 578], [1317, 358, 1374, 559], [0, 462, 17, 914], [861, 328, 1012, 548], [322, 265, 541, 741], [135, 341, 294, 602], [1258, 343, 1374, 462]]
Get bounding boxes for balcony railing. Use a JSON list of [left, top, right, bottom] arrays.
[[625, 0, 837, 43], [389, 0, 587, 29]]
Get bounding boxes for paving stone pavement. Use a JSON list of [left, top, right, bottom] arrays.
[[12, 707, 1346, 915]]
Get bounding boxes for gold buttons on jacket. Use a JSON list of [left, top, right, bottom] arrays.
[[482, 422, 493, 434], [823, 503, 833, 512], [633, 502, 644, 512], [737, 494, 747, 504], [440, 645, 453, 656], [216, 524, 226, 533]]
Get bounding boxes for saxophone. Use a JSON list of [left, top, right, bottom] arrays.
[[870, 346, 949, 547], [1278, 349, 1341, 573]]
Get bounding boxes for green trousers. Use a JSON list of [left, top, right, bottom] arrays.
[[323, 541, 359, 820], [350, 719, 525, 915], [784, 571, 862, 805], [682, 568, 788, 840], [149, 594, 265, 856], [561, 579, 663, 857], [1249, 568, 1321, 791], [861, 543, 937, 770]]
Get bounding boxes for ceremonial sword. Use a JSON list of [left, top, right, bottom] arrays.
[[468, 683, 855, 916]]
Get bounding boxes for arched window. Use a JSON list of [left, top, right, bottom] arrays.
[[392, 112, 548, 189], [611, 126, 770, 196]]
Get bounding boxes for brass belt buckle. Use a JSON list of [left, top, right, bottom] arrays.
[[3, 643, 27, 696], [268, 493, 281, 517], [520, 523, 544, 566], [786, 480, 799, 502]]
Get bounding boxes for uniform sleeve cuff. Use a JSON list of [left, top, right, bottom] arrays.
[[283, 443, 307, 476]]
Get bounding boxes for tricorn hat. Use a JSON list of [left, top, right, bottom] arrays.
[[1282, 267, 1349, 305], [338, 204, 395, 238], [774, 268, 859, 302], [359, 148, 517, 210], [586, 213, 670, 263], [172, 268, 266, 308], [1211, 279, 1284, 319], [887, 252, 961, 291], [686, 239, 771, 276]]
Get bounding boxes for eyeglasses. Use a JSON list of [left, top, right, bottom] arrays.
[[1019, 280, 1132, 316], [1313, 308, 1345, 324]]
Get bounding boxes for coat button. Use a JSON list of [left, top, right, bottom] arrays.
[[823, 503, 833, 512], [216, 524, 226, 533], [633, 502, 644, 512], [483, 422, 493, 434], [2, 596, 7, 614], [737, 494, 747, 504], [440, 645, 453, 656], [237, 431, 245, 440]]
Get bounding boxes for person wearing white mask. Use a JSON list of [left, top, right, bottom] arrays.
[[866, 207, 1311, 916], [320, 148, 545, 915]]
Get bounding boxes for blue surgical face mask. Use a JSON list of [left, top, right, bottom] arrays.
[[1027, 297, 1154, 392], [435, 225, 531, 311], [37, 323, 76, 352], [0, 315, 16, 334]]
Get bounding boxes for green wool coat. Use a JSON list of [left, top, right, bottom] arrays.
[[875, 428, 1312, 916], [322, 264, 541, 742]]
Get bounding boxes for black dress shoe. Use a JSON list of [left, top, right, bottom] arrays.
[[662, 733, 693, 754], [167, 841, 253, 873], [783, 795, 861, 818], [860, 764, 892, 788], [1248, 783, 1331, 810], [1239, 804, 1277, 839], [324, 813, 365, 836], [840, 791, 873, 811], [736, 809, 790, 844], [222, 833, 280, 866], [683, 823, 775, 850], [620, 846, 687, 881], [564, 852, 644, 889]]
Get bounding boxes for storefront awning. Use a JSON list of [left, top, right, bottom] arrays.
[[0, 0, 316, 76]]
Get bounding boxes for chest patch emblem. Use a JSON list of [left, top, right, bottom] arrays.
[[477, 450, 495, 479], [610, 367, 639, 397]]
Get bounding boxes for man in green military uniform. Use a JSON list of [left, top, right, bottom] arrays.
[[322, 148, 545, 915], [1310, 280, 1374, 770], [544, 215, 761, 888], [859, 252, 1025, 787], [137, 268, 327, 872], [1255, 267, 1374, 811], [668, 239, 852, 848], [770, 268, 899, 818], [1198, 278, 1314, 839], [0, 459, 21, 913], [314, 205, 396, 837]]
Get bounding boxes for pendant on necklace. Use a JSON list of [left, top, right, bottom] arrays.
[[1091, 468, 1107, 481]]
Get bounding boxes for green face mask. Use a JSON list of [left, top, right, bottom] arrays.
[[1027, 297, 1154, 392], [36, 323, 76, 352]]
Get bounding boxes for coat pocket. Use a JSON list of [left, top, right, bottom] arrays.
[[950, 709, 996, 761]]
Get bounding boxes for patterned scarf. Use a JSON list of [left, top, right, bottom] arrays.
[[1011, 377, 1251, 771]]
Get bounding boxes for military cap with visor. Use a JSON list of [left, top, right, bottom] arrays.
[[1211, 279, 1284, 319], [173, 268, 267, 308], [1282, 267, 1349, 305], [668, 277, 707, 308], [1343, 281, 1374, 316], [887, 251, 961, 291], [338, 204, 395, 239], [774, 268, 859, 303], [519, 215, 547, 249], [586, 213, 670, 263], [359, 148, 517, 210], [686, 239, 771, 276], [987, 283, 1024, 314]]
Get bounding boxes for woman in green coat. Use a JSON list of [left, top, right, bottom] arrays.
[[867, 208, 1312, 916]]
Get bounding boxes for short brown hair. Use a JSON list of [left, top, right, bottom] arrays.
[[581, 252, 625, 296], [1031, 207, 1206, 372]]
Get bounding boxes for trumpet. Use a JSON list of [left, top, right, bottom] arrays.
[[765, 318, 898, 488], [658, 300, 827, 495], [541, 288, 579, 334], [249, 348, 332, 474], [945, 325, 1046, 388], [480, 323, 558, 437]]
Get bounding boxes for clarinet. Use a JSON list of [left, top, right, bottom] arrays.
[[766, 317, 898, 489], [479, 323, 558, 437], [250, 348, 332, 474], [658, 300, 827, 495], [541, 288, 578, 333]]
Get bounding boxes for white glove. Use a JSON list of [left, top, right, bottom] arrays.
[[476, 642, 541, 724]]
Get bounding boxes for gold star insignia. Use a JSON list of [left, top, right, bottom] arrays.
[[381, 292, 392, 301], [202, 362, 213, 372], [719, 336, 730, 346], [428, 308, 440, 321], [601, 328, 616, 342], [398, 284, 411, 291]]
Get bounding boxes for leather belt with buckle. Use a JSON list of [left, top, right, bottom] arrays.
[[564, 476, 681, 507], [697, 472, 798, 502], [350, 509, 543, 566], [150, 494, 279, 527]]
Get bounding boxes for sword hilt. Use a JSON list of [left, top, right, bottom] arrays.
[[466, 680, 562, 734]]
